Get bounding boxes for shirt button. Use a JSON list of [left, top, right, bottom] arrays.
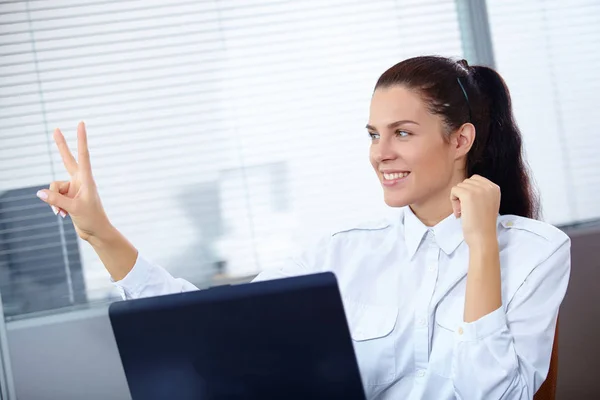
[[418, 318, 427, 327], [506, 221, 514, 227], [428, 264, 435, 272], [458, 327, 464, 335], [416, 370, 426, 378]]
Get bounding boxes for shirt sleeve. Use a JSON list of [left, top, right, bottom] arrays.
[[112, 254, 199, 299], [252, 232, 330, 282], [451, 236, 571, 400], [113, 233, 331, 299]]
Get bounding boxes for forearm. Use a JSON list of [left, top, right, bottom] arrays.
[[464, 237, 502, 323], [456, 243, 528, 399], [87, 224, 138, 281]]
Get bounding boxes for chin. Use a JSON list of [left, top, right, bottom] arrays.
[[383, 193, 412, 208]]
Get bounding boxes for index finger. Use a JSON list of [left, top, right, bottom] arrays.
[[450, 186, 465, 217], [77, 121, 93, 178], [53, 128, 78, 176]]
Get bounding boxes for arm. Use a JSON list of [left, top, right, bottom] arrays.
[[449, 175, 570, 399], [38, 122, 323, 300], [451, 238, 570, 399], [463, 237, 502, 323], [87, 224, 138, 281], [111, 231, 323, 299], [36, 122, 198, 298], [451, 175, 503, 323], [113, 232, 326, 299], [112, 252, 199, 299], [252, 232, 328, 282]]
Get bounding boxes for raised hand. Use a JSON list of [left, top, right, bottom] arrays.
[[450, 174, 501, 248], [36, 122, 111, 242]]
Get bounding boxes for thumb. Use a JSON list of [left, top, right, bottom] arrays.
[[450, 189, 462, 218], [451, 198, 461, 218], [36, 190, 74, 212]]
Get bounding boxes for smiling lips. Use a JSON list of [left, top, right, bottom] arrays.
[[381, 171, 410, 187]]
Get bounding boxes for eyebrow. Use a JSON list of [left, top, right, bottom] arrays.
[[365, 120, 420, 131]]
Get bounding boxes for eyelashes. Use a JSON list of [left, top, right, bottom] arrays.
[[367, 130, 411, 140]]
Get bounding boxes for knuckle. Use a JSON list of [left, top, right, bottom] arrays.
[[50, 181, 67, 192]]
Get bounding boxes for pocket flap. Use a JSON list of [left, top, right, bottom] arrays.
[[343, 298, 397, 341]]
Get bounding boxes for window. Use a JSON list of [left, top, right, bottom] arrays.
[[487, 0, 600, 225], [0, 0, 464, 318]]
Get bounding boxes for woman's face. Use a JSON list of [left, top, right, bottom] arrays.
[[368, 85, 465, 209]]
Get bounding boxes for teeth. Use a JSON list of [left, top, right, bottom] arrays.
[[383, 172, 409, 180]]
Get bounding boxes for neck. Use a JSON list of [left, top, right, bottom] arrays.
[[410, 202, 453, 227], [410, 174, 465, 227]]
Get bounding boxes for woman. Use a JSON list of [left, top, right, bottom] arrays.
[[37, 56, 570, 400]]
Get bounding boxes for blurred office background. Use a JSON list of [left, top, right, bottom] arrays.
[[0, 1, 598, 399]]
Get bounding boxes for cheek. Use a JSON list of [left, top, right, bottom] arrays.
[[413, 150, 441, 168], [369, 146, 378, 167], [410, 142, 452, 176], [399, 144, 426, 169]]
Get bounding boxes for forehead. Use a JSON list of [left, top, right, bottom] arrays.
[[368, 85, 429, 125]]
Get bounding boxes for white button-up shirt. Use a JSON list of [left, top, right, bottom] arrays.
[[114, 206, 570, 400]]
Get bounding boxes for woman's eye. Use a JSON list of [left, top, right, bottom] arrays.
[[368, 132, 380, 140], [396, 130, 410, 137]]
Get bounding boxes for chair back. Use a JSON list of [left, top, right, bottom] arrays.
[[534, 322, 559, 400]]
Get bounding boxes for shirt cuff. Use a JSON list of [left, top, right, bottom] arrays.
[[111, 253, 152, 299], [457, 305, 507, 342]]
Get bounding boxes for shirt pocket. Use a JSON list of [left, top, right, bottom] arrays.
[[343, 298, 398, 386], [430, 295, 464, 378]]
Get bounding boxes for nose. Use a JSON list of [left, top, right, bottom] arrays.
[[371, 136, 397, 163]]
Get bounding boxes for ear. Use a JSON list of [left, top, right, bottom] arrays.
[[453, 123, 476, 159]]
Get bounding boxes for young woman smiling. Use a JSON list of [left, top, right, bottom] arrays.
[[37, 56, 570, 400]]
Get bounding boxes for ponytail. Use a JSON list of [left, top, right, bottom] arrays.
[[469, 66, 539, 219]]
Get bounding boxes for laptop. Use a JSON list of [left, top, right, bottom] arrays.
[[109, 272, 366, 400]]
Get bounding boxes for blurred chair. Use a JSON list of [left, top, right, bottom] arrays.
[[534, 322, 559, 400], [0, 185, 87, 318]]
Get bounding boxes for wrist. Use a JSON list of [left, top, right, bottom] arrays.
[[87, 222, 118, 248], [467, 233, 499, 254], [85, 221, 139, 282]]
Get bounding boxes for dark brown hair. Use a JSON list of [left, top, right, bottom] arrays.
[[375, 55, 539, 219]]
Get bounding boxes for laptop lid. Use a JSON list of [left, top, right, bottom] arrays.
[[109, 272, 366, 400]]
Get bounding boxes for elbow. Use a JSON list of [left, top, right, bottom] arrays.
[[452, 361, 531, 400]]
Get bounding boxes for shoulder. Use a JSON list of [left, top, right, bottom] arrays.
[[329, 217, 393, 237], [292, 214, 395, 258], [497, 215, 571, 299], [498, 214, 570, 254]]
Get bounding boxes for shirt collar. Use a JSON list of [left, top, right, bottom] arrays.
[[402, 206, 430, 259], [401, 206, 465, 258]]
